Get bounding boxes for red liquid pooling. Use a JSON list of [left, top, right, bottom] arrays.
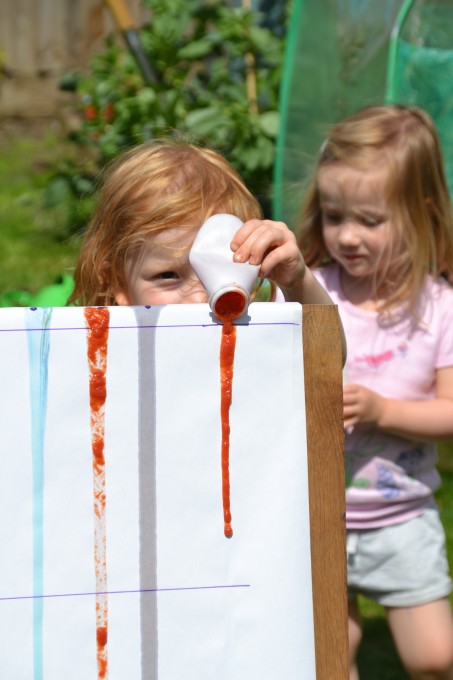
[[85, 307, 110, 679], [214, 290, 246, 321]]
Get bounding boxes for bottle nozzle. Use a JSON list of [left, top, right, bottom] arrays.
[[211, 287, 249, 321]]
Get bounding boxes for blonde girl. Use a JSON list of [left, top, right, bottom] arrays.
[[299, 105, 453, 680]]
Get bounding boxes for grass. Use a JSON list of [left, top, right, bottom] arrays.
[[1, 119, 453, 678]]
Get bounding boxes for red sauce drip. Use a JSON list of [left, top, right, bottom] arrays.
[[92, 436, 105, 468], [98, 657, 108, 679], [97, 626, 108, 647], [89, 368, 107, 411], [214, 290, 246, 321], [219, 319, 236, 538], [85, 307, 110, 679]]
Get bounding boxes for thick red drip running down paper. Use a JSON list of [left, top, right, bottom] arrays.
[[84, 307, 110, 679], [219, 320, 236, 538], [215, 293, 244, 539]]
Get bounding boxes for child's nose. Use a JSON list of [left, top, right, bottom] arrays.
[[339, 221, 361, 246]]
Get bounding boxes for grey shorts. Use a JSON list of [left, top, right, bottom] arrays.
[[347, 509, 452, 607]]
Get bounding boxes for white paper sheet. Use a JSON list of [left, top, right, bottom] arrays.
[[0, 302, 315, 680]]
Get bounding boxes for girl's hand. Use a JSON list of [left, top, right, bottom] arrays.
[[344, 367, 453, 440], [231, 218, 347, 366], [230, 219, 306, 291], [343, 383, 384, 430]]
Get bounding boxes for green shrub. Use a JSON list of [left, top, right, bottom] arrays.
[[65, 0, 286, 217]]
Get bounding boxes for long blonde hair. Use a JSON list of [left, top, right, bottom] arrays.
[[298, 105, 453, 314], [70, 139, 263, 306]]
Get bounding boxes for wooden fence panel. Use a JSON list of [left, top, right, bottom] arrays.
[[0, 0, 145, 116], [0, 0, 37, 74]]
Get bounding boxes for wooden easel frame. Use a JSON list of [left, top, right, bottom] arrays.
[[303, 305, 348, 679]]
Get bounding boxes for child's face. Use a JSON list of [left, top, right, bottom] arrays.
[[115, 227, 209, 306], [318, 162, 395, 284]]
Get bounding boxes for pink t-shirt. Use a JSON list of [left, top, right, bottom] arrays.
[[314, 263, 453, 529]]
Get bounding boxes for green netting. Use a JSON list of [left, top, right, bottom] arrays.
[[386, 0, 453, 197], [273, 0, 406, 224]]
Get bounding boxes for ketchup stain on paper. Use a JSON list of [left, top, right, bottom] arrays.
[[220, 320, 236, 538], [215, 291, 245, 540], [85, 307, 110, 679]]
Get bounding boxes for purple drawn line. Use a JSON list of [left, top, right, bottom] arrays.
[[0, 584, 250, 602], [0, 322, 298, 333]]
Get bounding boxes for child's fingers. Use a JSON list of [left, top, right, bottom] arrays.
[[343, 403, 357, 421], [257, 241, 300, 277], [343, 385, 360, 423], [231, 220, 291, 261], [343, 383, 355, 397], [230, 218, 264, 252], [343, 384, 360, 406], [232, 220, 294, 265], [344, 416, 357, 432], [343, 384, 383, 427]]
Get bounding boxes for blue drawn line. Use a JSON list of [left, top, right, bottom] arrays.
[[26, 308, 52, 680], [0, 322, 299, 333], [0, 584, 251, 602]]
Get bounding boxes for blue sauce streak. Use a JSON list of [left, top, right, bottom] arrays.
[[26, 308, 52, 680]]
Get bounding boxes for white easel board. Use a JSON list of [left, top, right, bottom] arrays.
[[0, 302, 315, 680]]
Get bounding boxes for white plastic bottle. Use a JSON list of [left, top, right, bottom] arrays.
[[189, 214, 260, 320]]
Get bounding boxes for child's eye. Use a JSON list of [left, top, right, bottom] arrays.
[[157, 271, 179, 280], [323, 212, 342, 224], [360, 215, 383, 227]]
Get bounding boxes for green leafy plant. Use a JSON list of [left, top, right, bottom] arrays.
[[67, 0, 285, 215]]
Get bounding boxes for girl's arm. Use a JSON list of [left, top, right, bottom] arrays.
[[231, 219, 347, 363], [343, 366, 453, 441]]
